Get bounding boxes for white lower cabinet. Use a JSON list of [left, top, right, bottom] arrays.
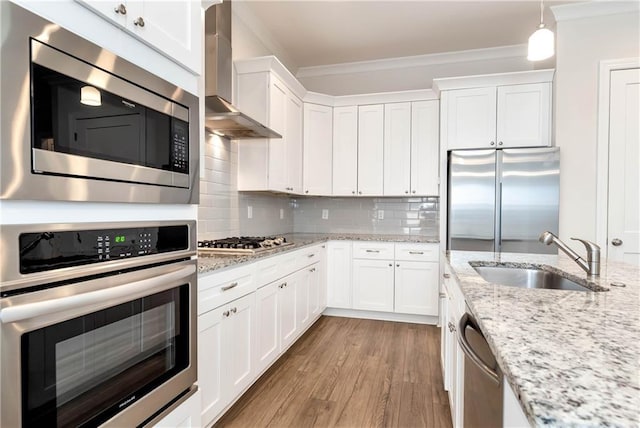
[[254, 282, 280, 375], [352, 259, 395, 312], [308, 263, 321, 318], [327, 241, 353, 308], [153, 390, 201, 428], [394, 261, 439, 316], [279, 273, 298, 352], [199, 293, 254, 426]]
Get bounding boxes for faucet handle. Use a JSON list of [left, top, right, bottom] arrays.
[[570, 238, 600, 261]]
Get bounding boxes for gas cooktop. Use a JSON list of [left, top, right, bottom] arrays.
[[197, 236, 292, 254]]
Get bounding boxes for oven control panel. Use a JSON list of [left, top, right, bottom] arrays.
[[19, 225, 189, 274]]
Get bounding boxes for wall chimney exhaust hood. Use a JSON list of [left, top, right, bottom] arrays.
[[204, 0, 281, 139]]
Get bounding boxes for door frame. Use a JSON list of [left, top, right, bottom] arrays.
[[595, 58, 640, 256]]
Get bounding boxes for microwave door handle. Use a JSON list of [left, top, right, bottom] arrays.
[[0, 264, 195, 324], [457, 313, 501, 385]]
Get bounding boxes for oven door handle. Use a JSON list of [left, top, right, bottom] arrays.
[[0, 264, 196, 324]]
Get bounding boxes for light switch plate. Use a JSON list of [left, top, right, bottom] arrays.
[[280, 208, 284, 219], [378, 210, 384, 220], [247, 206, 253, 219], [322, 209, 329, 220]]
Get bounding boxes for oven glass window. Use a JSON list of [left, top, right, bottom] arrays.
[[31, 63, 188, 174], [21, 285, 189, 427]]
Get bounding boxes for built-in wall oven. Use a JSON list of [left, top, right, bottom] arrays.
[[0, 2, 199, 204], [0, 220, 197, 427]]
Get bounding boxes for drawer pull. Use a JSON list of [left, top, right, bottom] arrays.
[[443, 273, 451, 279], [230, 307, 237, 314], [221, 282, 238, 291], [365, 249, 380, 253], [223, 310, 230, 318], [309, 268, 316, 272], [439, 293, 446, 298], [307, 254, 315, 258], [409, 251, 424, 255]]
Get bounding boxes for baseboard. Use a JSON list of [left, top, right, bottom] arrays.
[[322, 307, 438, 325]]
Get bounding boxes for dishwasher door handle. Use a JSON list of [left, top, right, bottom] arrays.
[[457, 313, 501, 385]]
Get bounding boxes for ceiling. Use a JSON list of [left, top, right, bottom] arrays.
[[237, 0, 578, 70]]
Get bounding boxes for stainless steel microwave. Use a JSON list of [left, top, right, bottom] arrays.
[[0, 2, 199, 204]]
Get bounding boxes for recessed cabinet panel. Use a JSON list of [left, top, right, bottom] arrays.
[[327, 241, 353, 308], [411, 100, 440, 196], [254, 283, 279, 375], [332, 106, 359, 196], [226, 294, 254, 397], [279, 274, 297, 351], [394, 261, 439, 315], [352, 259, 395, 312], [445, 87, 497, 150], [383, 102, 412, 196], [497, 83, 551, 148], [303, 103, 333, 195], [198, 305, 225, 424], [286, 95, 303, 193], [357, 104, 384, 196], [268, 79, 288, 191]]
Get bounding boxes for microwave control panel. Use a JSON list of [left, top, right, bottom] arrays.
[[171, 119, 189, 174], [19, 225, 189, 274]]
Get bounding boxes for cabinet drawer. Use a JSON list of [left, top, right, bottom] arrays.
[[256, 252, 296, 287], [198, 265, 256, 315], [352, 242, 394, 260], [395, 243, 439, 262], [296, 245, 322, 270]]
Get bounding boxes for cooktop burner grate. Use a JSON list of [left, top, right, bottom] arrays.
[[197, 236, 292, 254]]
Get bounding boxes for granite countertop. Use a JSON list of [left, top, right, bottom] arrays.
[[446, 251, 640, 427], [198, 233, 439, 274]]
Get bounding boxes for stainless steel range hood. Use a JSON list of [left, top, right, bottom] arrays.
[[204, 0, 281, 139]]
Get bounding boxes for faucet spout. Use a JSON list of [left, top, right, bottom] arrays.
[[538, 231, 600, 277]]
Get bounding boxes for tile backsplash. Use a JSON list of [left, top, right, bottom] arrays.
[[199, 136, 439, 240], [292, 196, 439, 236]]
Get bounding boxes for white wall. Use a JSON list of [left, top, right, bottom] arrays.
[[554, 10, 640, 241]]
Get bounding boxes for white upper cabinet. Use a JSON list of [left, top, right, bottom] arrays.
[[332, 106, 359, 196], [303, 103, 333, 196], [411, 100, 440, 196], [357, 104, 384, 196], [75, 0, 202, 74], [439, 72, 553, 150], [383, 102, 412, 196], [236, 71, 303, 194], [496, 82, 551, 148]]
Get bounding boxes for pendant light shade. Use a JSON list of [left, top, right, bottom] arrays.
[[80, 85, 102, 106], [527, 0, 554, 61]]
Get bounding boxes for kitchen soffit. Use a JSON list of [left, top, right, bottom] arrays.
[[235, 0, 580, 71]]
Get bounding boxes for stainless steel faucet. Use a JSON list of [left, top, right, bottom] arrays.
[[539, 231, 601, 277]]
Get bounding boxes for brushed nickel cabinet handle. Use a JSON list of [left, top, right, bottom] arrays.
[[443, 273, 451, 279], [611, 238, 623, 246], [230, 307, 237, 314], [114, 3, 127, 14], [223, 310, 230, 317], [134, 17, 145, 27], [388, 263, 393, 267], [409, 251, 424, 255], [412, 190, 416, 194], [221, 282, 238, 291], [310, 268, 316, 272], [308, 254, 315, 258], [490, 141, 495, 146], [365, 249, 380, 253], [498, 141, 503, 146]]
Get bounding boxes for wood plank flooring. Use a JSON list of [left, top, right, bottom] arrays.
[[215, 316, 452, 428]]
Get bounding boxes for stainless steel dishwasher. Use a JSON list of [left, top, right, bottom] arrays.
[[458, 311, 504, 428]]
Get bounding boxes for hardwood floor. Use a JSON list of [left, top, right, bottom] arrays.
[[215, 316, 452, 428]]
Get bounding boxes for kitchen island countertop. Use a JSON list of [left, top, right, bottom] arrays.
[[447, 250, 640, 427], [198, 233, 439, 274]]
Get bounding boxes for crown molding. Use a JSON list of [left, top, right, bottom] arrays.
[[235, 56, 307, 100], [432, 69, 555, 96], [295, 44, 528, 79], [551, 1, 640, 22]]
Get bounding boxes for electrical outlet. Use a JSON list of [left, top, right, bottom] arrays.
[[247, 206, 253, 219], [280, 208, 284, 219], [378, 210, 384, 220], [322, 209, 329, 220]]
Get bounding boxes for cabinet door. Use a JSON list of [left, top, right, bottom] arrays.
[[444, 87, 497, 150], [254, 283, 280, 375], [332, 106, 358, 196], [357, 104, 384, 196], [411, 100, 439, 196], [198, 305, 226, 426], [153, 390, 201, 428], [128, 1, 201, 73], [352, 259, 394, 312], [286, 94, 303, 193], [318, 244, 328, 312], [225, 293, 255, 399], [303, 103, 333, 195], [497, 82, 551, 148], [383, 102, 412, 196], [295, 268, 310, 330], [308, 264, 321, 318], [75, 0, 127, 26], [278, 275, 297, 352], [327, 241, 352, 308], [268, 78, 288, 192], [394, 261, 439, 316]]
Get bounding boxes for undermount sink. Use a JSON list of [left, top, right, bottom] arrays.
[[472, 265, 592, 292]]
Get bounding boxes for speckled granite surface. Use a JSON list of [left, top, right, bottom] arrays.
[[198, 233, 439, 274], [447, 251, 640, 428]]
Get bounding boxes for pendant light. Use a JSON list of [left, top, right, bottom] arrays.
[[527, 0, 554, 61]]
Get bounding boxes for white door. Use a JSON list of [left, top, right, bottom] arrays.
[[357, 104, 384, 196], [225, 294, 254, 399], [254, 282, 280, 374], [444, 87, 497, 150], [308, 264, 321, 318], [383, 102, 411, 196], [279, 274, 297, 352], [411, 100, 440, 196], [352, 259, 394, 312], [198, 305, 226, 425], [286, 94, 303, 193], [496, 82, 551, 148], [394, 261, 439, 316], [332, 106, 358, 196], [608, 68, 640, 265], [268, 78, 288, 192], [303, 103, 333, 195], [327, 241, 352, 308]]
